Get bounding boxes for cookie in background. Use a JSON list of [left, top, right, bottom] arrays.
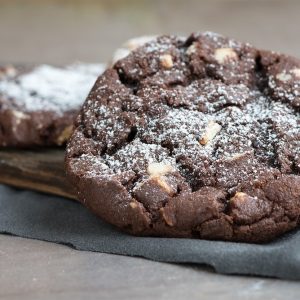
[[0, 63, 105, 148]]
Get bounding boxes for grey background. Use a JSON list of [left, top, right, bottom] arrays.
[[1, 0, 300, 65], [1, 0, 300, 298]]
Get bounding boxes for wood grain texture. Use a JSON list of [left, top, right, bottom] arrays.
[[0, 149, 76, 199]]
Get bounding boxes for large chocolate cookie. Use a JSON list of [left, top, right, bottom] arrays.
[[0, 63, 104, 147], [66, 32, 300, 243]]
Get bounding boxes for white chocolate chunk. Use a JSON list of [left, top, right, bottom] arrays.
[[276, 72, 292, 82], [186, 43, 197, 55], [227, 151, 252, 161], [56, 125, 73, 145], [152, 176, 174, 195], [147, 162, 174, 177], [160, 207, 175, 226], [160, 54, 173, 69], [214, 48, 238, 64], [129, 202, 138, 209], [12, 110, 30, 125], [290, 68, 300, 78], [230, 192, 248, 203], [200, 121, 222, 145]]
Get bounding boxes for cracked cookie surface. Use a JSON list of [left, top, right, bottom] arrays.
[[66, 32, 300, 242]]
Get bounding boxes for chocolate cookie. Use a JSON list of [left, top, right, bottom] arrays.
[[66, 32, 300, 243], [0, 63, 104, 147]]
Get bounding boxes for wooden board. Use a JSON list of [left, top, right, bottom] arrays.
[[0, 149, 76, 200]]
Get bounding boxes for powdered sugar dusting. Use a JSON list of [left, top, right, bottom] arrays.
[[0, 63, 105, 113], [68, 32, 300, 191], [105, 139, 176, 174]]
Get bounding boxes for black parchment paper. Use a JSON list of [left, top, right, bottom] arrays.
[[1, 185, 299, 280]]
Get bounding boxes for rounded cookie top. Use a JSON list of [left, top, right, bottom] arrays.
[[66, 32, 300, 242]]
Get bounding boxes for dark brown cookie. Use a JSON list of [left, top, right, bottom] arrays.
[[0, 63, 104, 147], [66, 32, 300, 243]]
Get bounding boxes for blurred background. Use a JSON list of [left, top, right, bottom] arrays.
[[0, 0, 299, 65]]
